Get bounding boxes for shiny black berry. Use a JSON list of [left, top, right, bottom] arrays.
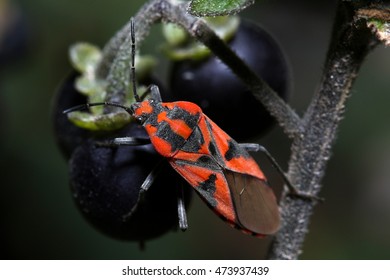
[[53, 71, 192, 242], [69, 123, 192, 242], [169, 19, 290, 140], [52, 72, 93, 159]]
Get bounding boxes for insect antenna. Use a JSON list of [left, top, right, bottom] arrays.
[[130, 18, 141, 102], [63, 20, 140, 116]]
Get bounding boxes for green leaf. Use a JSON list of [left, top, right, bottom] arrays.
[[69, 43, 102, 73], [75, 76, 106, 96], [356, 6, 390, 46], [67, 42, 159, 131], [67, 111, 131, 131], [162, 23, 189, 46], [367, 19, 390, 46], [189, 0, 254, 17], [162, 16, 240, 60]]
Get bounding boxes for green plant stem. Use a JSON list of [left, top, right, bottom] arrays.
[[267, 1, 378, 259]]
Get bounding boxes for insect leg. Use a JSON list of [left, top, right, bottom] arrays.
[[239, 143, 323, 202], [122, 160, 164, 221], [177, 184, 188, 231], [239, 144, 289, 183], [149, 85, 162, 102], [95, 137, 151, 147], [138, 84, 162, 102], [238, 143, 263, 152]]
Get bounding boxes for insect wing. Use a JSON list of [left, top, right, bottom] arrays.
[[225, 170, 280, 235], [170, 114, 280, 235], [169, 155, 237, 224], [203, 116, 280, 234]]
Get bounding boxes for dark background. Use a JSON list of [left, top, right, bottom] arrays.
[[1, 0, 390, 259]]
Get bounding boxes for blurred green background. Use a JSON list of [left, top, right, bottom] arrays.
[[1, 0, 390, 259]]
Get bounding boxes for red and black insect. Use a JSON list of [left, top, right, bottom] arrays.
[[133, 94, 280, 236], [64, 19, 281, 237]]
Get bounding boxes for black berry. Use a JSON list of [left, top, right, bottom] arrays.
[[169, 20, 290, 140]]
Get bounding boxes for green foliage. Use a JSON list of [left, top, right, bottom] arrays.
[[355, 5, 390, 46], [69, 43, 107, 115], [188, 0, 254, 17], [161, 16, 240, 60], [66, 43, 157, 131], [69, 43, 102, 74], [67, 111, 131, 131]]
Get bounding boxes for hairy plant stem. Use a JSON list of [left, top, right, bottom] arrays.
[[97, 0, 301, 137], [268, 2, 378, 259]]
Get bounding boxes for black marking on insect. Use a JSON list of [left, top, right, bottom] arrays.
[[197, 174, 217, 207]]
